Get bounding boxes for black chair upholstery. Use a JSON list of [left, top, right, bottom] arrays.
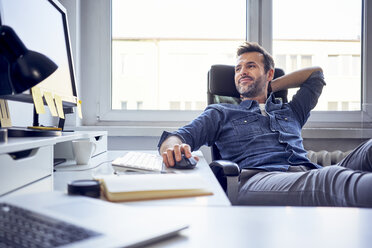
[[207, 64, 287, 106]]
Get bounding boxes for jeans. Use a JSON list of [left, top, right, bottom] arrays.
[[237, 139, 372, 207]]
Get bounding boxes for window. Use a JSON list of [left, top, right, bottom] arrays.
[[289, 55, 297, 71], [352, 55, 361, 76], [169, 101, 181, 110], [81, 0, 372, 127], [275, 55, 286, 71], [185, 101, 192, 110], [136, 101, 143, 110], [342, 102, 350, 111], [196, 101, 207, 110], [110, 0, 245, 117], [328, 102, 338, 111], [121, 101, 127, 110], [301, 55, 312, 68], [272, 0, 362, 111], [328, 55, 339, 75]]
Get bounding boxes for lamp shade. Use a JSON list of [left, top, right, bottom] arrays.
[[0, 56, 12, 95], [0, 25, 58, 94], [11, 49, 58, 93]]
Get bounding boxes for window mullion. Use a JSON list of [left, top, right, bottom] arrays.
[[246, 0, 272, 53], [362, 0, 372, 122]]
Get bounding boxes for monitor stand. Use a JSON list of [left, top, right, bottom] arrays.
[[6, 108, 62, 137], [7, 126, 62, 137]]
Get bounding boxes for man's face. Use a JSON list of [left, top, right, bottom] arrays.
[[234, 52, 271, 99]]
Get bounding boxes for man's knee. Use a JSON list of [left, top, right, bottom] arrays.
[[315, 166, 345, 180], [339, 139, 372, 171], [359, 139, 372, 164], [365, 139, 372, 156]]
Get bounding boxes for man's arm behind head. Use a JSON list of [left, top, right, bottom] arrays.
[[271, 66, 323, 92]]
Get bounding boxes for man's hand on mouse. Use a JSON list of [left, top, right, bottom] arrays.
[[161, 143, 199, 168], [159, 135, 199, 167]]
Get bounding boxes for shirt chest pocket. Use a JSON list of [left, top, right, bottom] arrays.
[[275, 114, 300, 135], [232, 115, 263, 138]]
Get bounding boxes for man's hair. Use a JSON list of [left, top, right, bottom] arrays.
[[236, 42, 274, 73]]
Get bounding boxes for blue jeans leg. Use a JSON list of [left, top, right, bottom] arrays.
[[238, 166, 371, 207], [238, 139, 372, 207], [337, 139, 372, 171]]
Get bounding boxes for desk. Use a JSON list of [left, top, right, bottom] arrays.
[[3, 190, 371, 248], [142, 205, 372, 248], [0, 131, 107, 197], [4, 144, 372, 248], [54, 150, 231, 206]]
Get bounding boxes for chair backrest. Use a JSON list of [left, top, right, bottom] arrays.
[[207, 64, 287, 160]]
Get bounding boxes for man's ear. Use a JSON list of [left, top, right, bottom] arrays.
[[267, 68, 274, 82]]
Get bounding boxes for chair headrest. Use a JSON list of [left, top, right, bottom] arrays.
[[208, 65, 239, 98]]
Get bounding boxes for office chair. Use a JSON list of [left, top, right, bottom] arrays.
[[207, 64, 287, 205]]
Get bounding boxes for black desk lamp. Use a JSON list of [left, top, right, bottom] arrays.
[[0, 25, 58, 142]]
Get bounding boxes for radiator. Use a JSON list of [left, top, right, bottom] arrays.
[[307, 150, 352, 166]]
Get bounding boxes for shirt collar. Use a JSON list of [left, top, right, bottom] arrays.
[[239, 93, 283, 111], [239, 99, 255, 109], [266, 93, 283, 111]]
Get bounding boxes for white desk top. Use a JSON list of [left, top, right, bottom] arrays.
[[53, 150, 231, 206], [0, 131, 107, 153], [143, 205, 372, 248], [3, 191, 371, 248]]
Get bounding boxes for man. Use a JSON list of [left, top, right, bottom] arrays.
[[158, 42, 372, 207]]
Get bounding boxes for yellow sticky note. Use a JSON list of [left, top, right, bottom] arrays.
[[31, 87, 45, 114], [77, 99, 83, 119], [0, 99, 12, 127], [0, 99, 6, 119], [54, 95, 65, 119], [43, 92, 58, 117]]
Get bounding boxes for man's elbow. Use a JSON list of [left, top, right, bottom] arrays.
[[312, 66, 323, 73]]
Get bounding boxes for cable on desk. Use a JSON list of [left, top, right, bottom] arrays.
[[54, 160, 113, 172]]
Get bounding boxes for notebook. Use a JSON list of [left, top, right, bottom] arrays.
[[1, 191, 188, 248], [96, 173, 213, 202]]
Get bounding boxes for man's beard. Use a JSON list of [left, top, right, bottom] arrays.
[[236, 75, 266, 98]]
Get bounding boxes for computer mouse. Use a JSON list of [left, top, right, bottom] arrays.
[[173, 154, 197, 169]]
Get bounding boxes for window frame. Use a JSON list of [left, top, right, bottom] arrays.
[[80, 0, 372, 127]]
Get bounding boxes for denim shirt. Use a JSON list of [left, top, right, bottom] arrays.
[[158, 71, 326, 171]]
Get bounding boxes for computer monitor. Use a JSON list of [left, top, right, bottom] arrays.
[[0, 0, 78, 135]]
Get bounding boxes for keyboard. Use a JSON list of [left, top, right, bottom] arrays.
[[111, 151, 164, 172], [0, 203, 101, 248]]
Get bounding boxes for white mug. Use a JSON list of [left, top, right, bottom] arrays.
[[72, 140, 97, 165]]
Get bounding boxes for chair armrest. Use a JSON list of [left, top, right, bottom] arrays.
[[209, 160, 240, 177], [209, 160, 240, 205]]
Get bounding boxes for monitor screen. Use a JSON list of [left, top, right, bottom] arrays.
[[0, 0, 78, 108]]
